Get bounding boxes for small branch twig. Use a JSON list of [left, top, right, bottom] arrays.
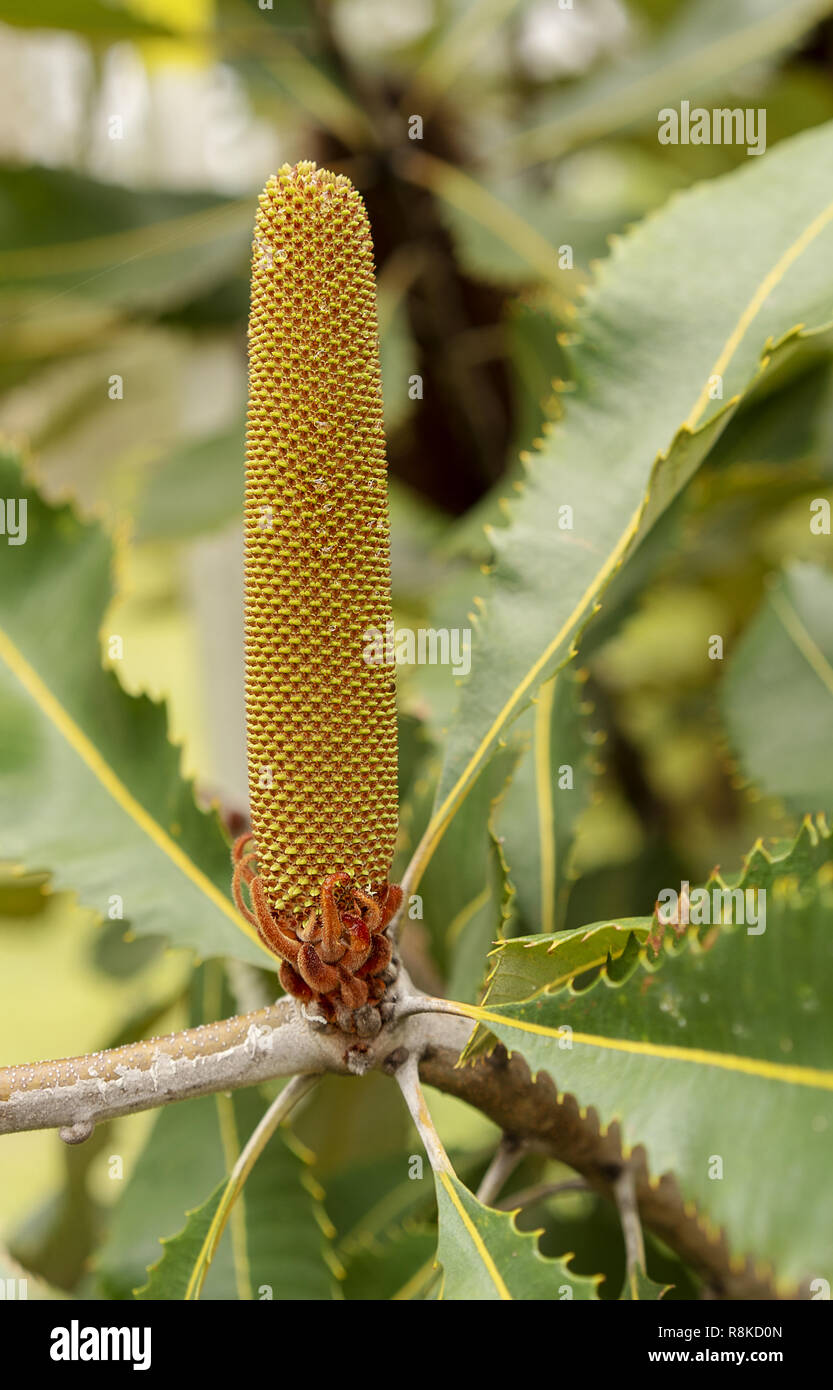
[[396, 1053, 453, 1177], [476, 1135, 526, 1207], [495, 1178, 590, 1212], [393, 994, 472, 1020], [613, 1162, 646, 1284]]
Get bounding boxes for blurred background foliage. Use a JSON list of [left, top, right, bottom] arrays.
[[1, 0, 832, 1299]]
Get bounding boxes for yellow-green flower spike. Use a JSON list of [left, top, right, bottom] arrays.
[[239, 162, 400, 1033]]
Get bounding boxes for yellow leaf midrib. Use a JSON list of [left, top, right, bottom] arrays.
[[462, 1003, 833, 1091], [438, 1171, 512, 1301], [534, 677, 557, 936]]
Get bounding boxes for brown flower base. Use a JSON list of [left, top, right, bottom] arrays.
[[231, 834, 402, 1036]]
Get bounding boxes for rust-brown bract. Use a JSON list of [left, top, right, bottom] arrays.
[[239, 162, 400, 1033]]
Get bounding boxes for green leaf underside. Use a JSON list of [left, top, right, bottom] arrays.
[[135, 1185, 225, 1301], [496, 668, 600, 937], [465, 818, 833, 1289], [454, 826, 515, 1004], [0, 449, 268, 965], [415, 121, 833, 894], [505, 0, 833, 165], [435, 1171, 600, 1301], [0, 167, 251, 320], [133, 425, 246, 543], [96, 1094, 223, 1299], [723, 563, 833, 816], [419, 742, 520, 1001], [412, 154, 581, 292], [341, 1223, 438, 1301]]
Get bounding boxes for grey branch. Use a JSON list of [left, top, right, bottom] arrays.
[[1, 999, 311, 1139], [395, 1052, 453, 1176], [0, 974, 472, 1141]]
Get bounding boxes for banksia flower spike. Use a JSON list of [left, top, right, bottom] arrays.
[[233, 162, 402, 1036]]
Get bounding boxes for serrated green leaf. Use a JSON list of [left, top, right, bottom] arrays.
[[462, 917, 652, 1062], [459, 818, 833, 1290], [722, 563, 833, 816], [122, 1088, 338, 1301], [480, 816, 833, 1011], [450, 826, 515, 1004], [621, 1267, 671, 1300], [135, 1183, 225, 1301], [407, 120, 833, 900], [0, 449, 269, 966], [194, 1088, 339, 1302], [96, 1093, 237, 1300], [435, 1171, 599, 1300], [486, 920, 652, 1013], [707, 356, 833, 475]]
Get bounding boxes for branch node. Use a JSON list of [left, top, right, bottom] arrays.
[[59, 1120, 94, 1146], [382, 1047, 409, 1075], [345, 1045, 372, 1076]]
